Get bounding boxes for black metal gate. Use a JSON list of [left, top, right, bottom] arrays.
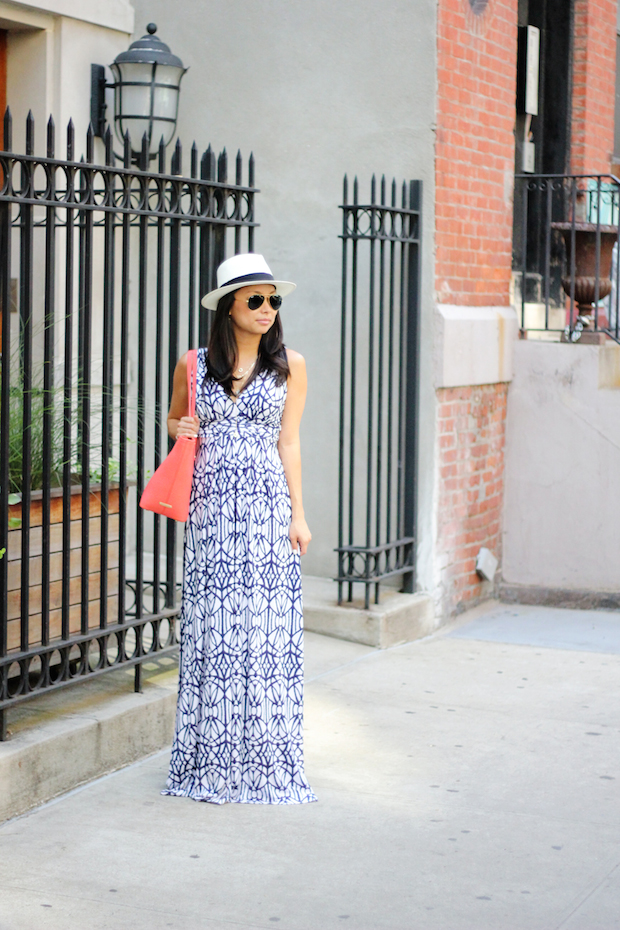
[[336, 175, 422, 608], [0, 110, 257, 738]]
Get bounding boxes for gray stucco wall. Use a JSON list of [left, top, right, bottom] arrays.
[[129, 0, 438, 584], [503, 341, 620, 593]]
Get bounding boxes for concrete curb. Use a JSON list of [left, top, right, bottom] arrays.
[[0, 675, 177, 824]]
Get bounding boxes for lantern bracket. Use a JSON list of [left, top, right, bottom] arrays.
[[90, 63, 109, 140]]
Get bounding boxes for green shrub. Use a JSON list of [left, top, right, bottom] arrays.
[[8, 384, 65, 493]]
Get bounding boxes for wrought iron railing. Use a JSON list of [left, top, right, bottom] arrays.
[[336, 175, 422, 608], [0, 109, 258, 738], [513, 173, 620, 344]]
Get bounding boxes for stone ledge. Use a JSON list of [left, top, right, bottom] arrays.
[[0, 665, 178, 824], [302, 575, 436, 648], [498, 582, 620, 611]]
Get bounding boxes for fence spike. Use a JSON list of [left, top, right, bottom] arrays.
[[104, 125, 113, 166], [236, 149, 242, 185], [171, 137, 182, 174], [201, 143, 213, 180], [248, 151, 254, 187], [218, 148, 227, 183], [3, 106, 11, 152], [25, 110, 34, 156], [381, 174, 386, 205], [140, 132, 149, 171], [86, 121, 94, 163], [123, 130, 131, 169], [343, 174, 348, 206], [391, 177, 396, 207], [191, 140, 198, 178], [158, 135, 166, 173], [46, 115, 55, 158], [370, 174, 376, 204], [66, 118, 74, 161], [401, 180, 407, 208], [353, 176, 358, 205]]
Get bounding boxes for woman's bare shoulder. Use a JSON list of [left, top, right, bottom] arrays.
[[285, 347, 306, 371]]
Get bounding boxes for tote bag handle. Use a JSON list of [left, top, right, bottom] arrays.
[[187, 347, 197, 419]]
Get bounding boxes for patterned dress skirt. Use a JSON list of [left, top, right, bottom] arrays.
[[163, 349, 316, 804]]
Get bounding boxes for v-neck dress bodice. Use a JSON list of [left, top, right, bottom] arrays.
[[163, 348, 316, 805]]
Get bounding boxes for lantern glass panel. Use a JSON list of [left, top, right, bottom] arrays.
[[112, 61, 153, 147], [153, 67, 183, 119], [120, 118, 151, 152], [150, 118, 176, 151], [154, 63, 184, 88]]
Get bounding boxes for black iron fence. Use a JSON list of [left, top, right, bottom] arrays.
[[514, 173, 620, 344], [336, 175, 422, 608], [0, 110, 258, 738]]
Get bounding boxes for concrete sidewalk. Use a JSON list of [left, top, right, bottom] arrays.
[[1, 600, 620, 930]]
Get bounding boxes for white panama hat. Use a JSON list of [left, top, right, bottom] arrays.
[[200, 253, 296, 310]]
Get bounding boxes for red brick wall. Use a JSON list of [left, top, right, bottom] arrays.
[[435, 0, 518, 306], [572, 0, 617, 174], [434, 1, 515, 614], [436, 383, 508, 614]]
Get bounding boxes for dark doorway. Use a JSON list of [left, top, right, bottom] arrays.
[[513, 0, 575, 303], [516, 0, 574, 177]]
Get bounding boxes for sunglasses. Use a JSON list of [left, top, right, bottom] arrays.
[[239, 293, 283, 311]]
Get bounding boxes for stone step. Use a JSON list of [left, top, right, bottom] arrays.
[[302, 575, 436, 648], [0, 659, 178, 824]]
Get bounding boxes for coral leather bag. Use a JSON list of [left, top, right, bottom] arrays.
[[139, 349, 198, 522]]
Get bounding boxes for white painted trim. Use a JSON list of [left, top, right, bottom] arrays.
[[0, 0, 133, 34], [0, 1, 51, 29]]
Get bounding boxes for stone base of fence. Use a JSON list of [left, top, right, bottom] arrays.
[[302, 575, 436, 648], [0, 657, 178, 824]]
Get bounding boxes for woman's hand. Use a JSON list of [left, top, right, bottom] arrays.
[[289, 517, 312, 556], [176, 415, 199, 439]]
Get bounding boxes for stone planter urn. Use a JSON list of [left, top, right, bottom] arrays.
[[551, 222, 618, 328]]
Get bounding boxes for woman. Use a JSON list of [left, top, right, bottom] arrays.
[[162, 253, 317, 805]]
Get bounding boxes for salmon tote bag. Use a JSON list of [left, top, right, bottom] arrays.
[[139, 349, 198, 522]]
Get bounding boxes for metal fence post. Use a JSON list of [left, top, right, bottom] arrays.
[[336, 175, 422, 604]]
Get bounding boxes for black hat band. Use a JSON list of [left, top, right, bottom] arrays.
[[223, 272, 275, 288]]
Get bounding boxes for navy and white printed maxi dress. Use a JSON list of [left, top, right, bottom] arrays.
[[163, 348, 317, 805]]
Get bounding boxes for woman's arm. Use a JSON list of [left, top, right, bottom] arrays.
[[167, 352, 199, 440], [278, 349, 312, 556]]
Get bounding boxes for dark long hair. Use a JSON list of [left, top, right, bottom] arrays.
[[205, 290, 290, 396]]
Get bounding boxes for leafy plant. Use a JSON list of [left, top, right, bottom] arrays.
[[84, 456, 121, 485], [4, 345, 140, 495], [8, 383, 65, 493]]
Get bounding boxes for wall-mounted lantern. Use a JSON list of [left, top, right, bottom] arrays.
[[91, 23, 187, 160]]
